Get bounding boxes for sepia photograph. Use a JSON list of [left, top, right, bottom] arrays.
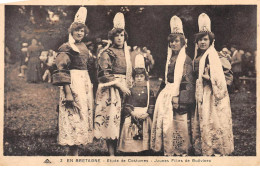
[[0, 0, 259, 166]]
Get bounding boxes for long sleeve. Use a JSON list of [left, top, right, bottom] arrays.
[[97, 51, 115, 83], [52, 51, 71, 86], [179, 57, 196, 110], [147, 90, 155, 118], [122, 91, 134, 119], [87, 52, 98, 84]]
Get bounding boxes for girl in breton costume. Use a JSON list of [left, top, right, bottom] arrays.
[[151, 16, 195, 156], [192, 13, 234, 156], [52, 7, 94, 155], [94, 13, 132, 156], [118, 54, 155, 154]]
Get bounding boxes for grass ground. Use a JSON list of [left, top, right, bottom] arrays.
[[4, 63, 256, 156]]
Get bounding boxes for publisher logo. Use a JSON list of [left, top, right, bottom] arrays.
[[44, 159, 51, 164]]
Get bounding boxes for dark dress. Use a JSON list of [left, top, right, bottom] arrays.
[[118, 83, 155, 152], [94, 46, 129, 140], [52, 42, 94, 145], [20, 47, 27, 67], [27, 44, 43, 83], [151, 54, 195, 156]]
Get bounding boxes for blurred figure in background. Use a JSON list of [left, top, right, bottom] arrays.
[[219, 47, 233, 92], [239, 49, 245, 56], [241, 51, 255, 93], [146, 50, 155, 74], [230, 44, 242, 92], [127, 46, 132, 52], [220, 46, 232, 62], [142, 47, 154, 75], [38, 41, 44, 51], [133, 46, 138, 52], [39, 50, 49, 82], [5, 46, 11, 67], [42, 49, 56, 83], [27, 38, 44, 83], [47, 50, 57, 68], [18, 43, 28, 77], [131, 46, 142, 68], [230, 44, 238, 57], [242, 51, 254, 77]]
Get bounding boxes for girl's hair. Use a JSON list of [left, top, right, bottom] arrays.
[[68, 22, 89, 35], [167, 33, 186, 48], [194, 31, 215, 45], [132, 68, 148, 81], [108, 28, 128, 42]]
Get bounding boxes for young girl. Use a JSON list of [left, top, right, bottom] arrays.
[[118, 54, 155, 154]]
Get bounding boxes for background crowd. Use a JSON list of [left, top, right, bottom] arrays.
[[5, 37, 256, 93]]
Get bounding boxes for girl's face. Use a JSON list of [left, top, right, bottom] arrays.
[[169, 36, 182, 52], [32, 39, 37, 45], [72, 28, 85, 42], [114, 31, 125, 47], [135, 74, 145, 83], [198, 35, 210, 51]]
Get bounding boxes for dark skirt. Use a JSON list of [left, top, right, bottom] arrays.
[[27, 57, 42, 83]]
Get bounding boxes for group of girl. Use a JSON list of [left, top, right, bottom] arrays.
[[52, 7, 234, 156]]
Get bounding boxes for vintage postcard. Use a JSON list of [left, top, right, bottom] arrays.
[[0, 0, 259, 166]]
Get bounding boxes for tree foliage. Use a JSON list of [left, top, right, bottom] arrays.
[[5, 5, 256, 75]]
